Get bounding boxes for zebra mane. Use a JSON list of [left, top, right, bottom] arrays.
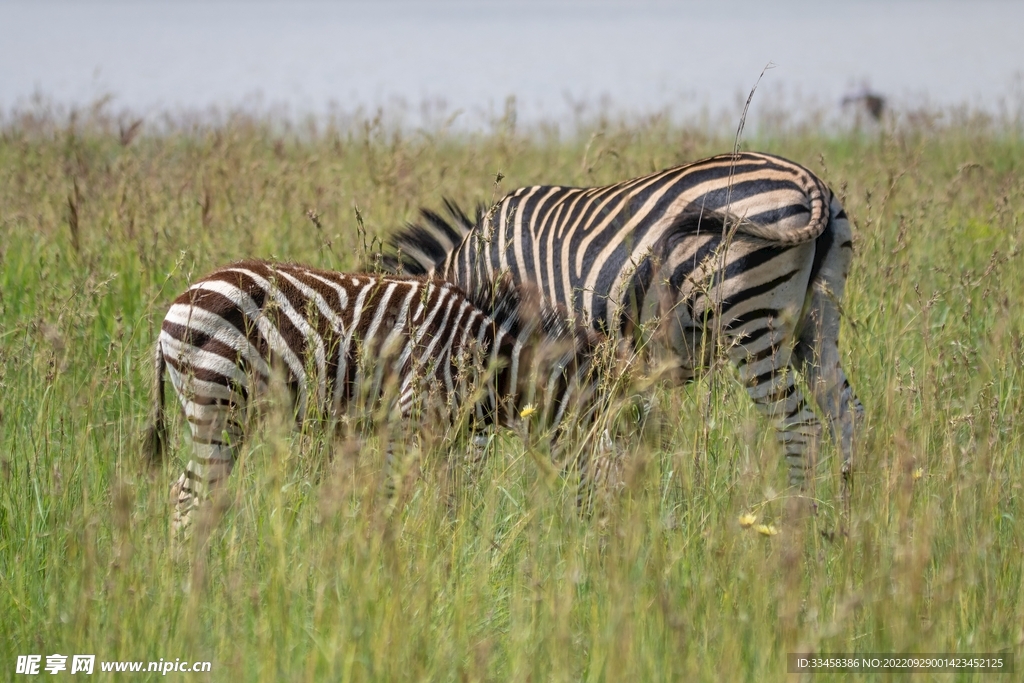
[[382, 199, 482, 275]]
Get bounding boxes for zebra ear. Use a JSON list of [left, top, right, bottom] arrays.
[[470, 272, 546, 338], [538, 300, 602, 359], [482, 272, 526, 335], [467, 274, 495, 316], [509, 276, 542, 326]]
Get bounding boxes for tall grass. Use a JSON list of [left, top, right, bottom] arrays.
[[1, 106, 1022, 681]]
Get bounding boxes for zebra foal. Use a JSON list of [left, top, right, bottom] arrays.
[[387, 151, 864, 488], [145, 260, 605, 532]]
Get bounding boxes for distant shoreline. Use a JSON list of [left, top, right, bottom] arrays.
[[3, 0, 1023, 130]]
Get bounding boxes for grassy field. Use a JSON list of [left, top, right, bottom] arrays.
[[1, 104, 1023, 681]]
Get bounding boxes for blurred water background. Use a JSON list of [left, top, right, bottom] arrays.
[[2, 0, 1023, 131]]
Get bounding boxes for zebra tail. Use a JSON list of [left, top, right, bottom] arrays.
[[734, 173, 830, 245], [142, 340, 167, 465]]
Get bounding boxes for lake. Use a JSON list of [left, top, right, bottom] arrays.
[[2, 0, 1022, 129]]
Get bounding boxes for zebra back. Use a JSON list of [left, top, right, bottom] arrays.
[[386, 152, 830, 280]]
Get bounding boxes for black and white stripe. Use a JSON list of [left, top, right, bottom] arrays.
[[144, 260, 603, 531], [386, 151, 864, 485]]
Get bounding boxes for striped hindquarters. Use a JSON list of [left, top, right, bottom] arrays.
[[153, 261, 608, 529], [383, 150, 863, 487]]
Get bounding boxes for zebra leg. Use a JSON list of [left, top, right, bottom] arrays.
[[730, 341, 823, 488], [166, 364, 244, 535], [793, 322, 864, 481], [793, 201, 865, 488], [570, 428, 619, 511], [170, 443, 236, 535], [381, 425, 423, 502], [468, 430, 493, 467]]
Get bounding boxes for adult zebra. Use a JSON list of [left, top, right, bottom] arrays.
[[386, 151, 864, 488], [145, 260, 605, 532]]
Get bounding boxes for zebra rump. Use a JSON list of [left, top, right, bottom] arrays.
[[144, 260, 605, 532], [382, 151, 864, 487]]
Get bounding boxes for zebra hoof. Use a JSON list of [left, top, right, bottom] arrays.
[[820, 526, 849, 542], [171, 506, 194, 536], [169, 475, 184, 507], [169, 475, 197, 539]]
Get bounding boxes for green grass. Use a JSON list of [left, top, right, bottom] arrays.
[[1, 105, 1023, 681]]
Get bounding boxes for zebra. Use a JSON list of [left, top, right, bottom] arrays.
[[144, 260, 607, 532], [385, 151, 865, 490]]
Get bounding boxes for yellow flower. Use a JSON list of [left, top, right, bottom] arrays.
[[912, 467, 924, 481], [738, 513, 757, 528], [755, 523, 780, 537], [519, 404, 537, 419]]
